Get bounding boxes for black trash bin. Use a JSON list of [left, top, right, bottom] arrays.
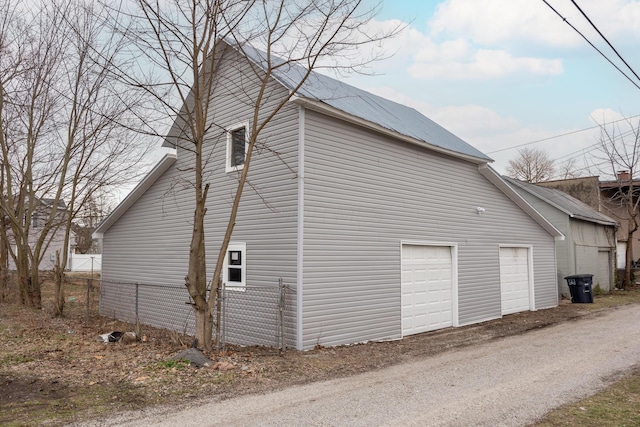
[[564, 274, 594, 303]]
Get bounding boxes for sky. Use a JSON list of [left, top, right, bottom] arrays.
[[144, 0, 640, 186], [328, 0, 640, 178]]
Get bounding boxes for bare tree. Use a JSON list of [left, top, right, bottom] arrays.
[[72, 194, 109, 254], [506, 147, 556, 183], [112, 0, 399, 349], [0, 0, 152, 311], [555, 158, 581, 180], [596, 116, 640, 288]]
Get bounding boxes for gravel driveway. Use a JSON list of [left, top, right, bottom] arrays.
[[75, 304, 640, 427]]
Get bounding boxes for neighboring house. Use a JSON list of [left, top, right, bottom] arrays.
[[599, 172, 640, 270], [540, 173, 640, 270], [93, 41, 563, 350], [7, 198, 74, 271], [68, 223, 101, 273], [505, 177, 617, 297]]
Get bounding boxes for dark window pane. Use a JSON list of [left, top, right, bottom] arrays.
[[229, 250, 242, 265], [228, 267, 242, 283], [231, 128, 245, 167]]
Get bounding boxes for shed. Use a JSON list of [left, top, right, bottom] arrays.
[[505, 177, 617, 296]]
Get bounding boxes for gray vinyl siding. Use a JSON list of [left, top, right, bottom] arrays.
[[301, 110, 557, 349], [101, 47, 299, 346], [573, 221, 616, 291]]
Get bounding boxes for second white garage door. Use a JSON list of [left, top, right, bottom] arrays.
[[500, 246, 532, 315], [402, 245, 453, 336]]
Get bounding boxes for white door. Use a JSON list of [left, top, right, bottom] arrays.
[[402, 245, 453, 336], [500, 247, 531, 315], [597, 250, 611, 291]]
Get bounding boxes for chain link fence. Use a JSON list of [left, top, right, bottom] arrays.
[[99, 279, 296, 350]]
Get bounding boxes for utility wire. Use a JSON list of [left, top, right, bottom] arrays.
[[486, 113, 640, 154], [569, 0, 640, 84], [540, 0, 640, 92]]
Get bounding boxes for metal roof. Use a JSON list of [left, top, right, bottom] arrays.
[[503, 177, 617, 226], [238, 43, 492, 162]]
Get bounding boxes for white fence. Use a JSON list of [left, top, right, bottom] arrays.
[[69, 254, 102, 272]]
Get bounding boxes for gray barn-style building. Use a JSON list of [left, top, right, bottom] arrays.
[[504, 177, 617, 297], [94, 42, 562, 350]]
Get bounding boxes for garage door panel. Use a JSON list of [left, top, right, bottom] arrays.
[[500, 247, 531, 315], [402, 245, 453, 336]]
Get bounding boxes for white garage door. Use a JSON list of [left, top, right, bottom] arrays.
[[500, 247, 531, 315], [402, 245, 453, 336]]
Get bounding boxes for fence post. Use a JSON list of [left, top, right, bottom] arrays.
[[85, 278, 92, 320], [216, 283, 224, 353], [135, 282, 139, 322], [279, 278, 286, 353]]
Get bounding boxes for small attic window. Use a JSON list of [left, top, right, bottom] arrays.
[[226, 123, 248, 173]]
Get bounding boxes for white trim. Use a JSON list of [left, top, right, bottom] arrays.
[[93, 152, 177, 239], [499, 244, 535, 313], [400, 240, 459, 338], [296, 106, 305, 350], [225, 121, 249, 173], [223, 242, 246, 291]]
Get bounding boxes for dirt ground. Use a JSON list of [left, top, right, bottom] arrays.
[[2, 279, 640, 427]]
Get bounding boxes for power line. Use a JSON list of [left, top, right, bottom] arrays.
[[540, 0, 640, 92], [569, 0, 640, 84], [486, 113, 640, 154]]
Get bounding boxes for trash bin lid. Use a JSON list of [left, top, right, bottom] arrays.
[[564, 274, 594, 279]]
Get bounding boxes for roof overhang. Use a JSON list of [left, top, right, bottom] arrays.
[[291, 96, 491, 165], [93, 152, 177, 239], [506, 178, 617, 228], [478, 165, 565, 241]]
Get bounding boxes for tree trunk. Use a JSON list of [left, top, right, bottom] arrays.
[[194, 305, 214, 351], [0, 240, 7, 302], [625, 232, 635, 289], [17, 262, 42, 309], [20, 275, 42, 310], [53, 250, 64, 316]]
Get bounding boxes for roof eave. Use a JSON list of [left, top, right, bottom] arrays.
[[505, 178, 618, 227], [291, 96, 491, 165], [505, 178, 574, 217], [571, 215, 618, 227], [93, 152, 177, 239]]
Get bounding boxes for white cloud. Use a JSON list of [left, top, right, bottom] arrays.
[[589, 108, 626, 125], [361, 6, 568, 81], [408, 47, 563, 80], [429, 0, 640, 49], [362, 85, 519, 140]]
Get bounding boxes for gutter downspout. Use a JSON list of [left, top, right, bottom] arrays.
[[296, 105, 305, 350]]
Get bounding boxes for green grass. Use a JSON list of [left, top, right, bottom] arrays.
[[533, 368, 640, 426], [153, 359, 190, 370]]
